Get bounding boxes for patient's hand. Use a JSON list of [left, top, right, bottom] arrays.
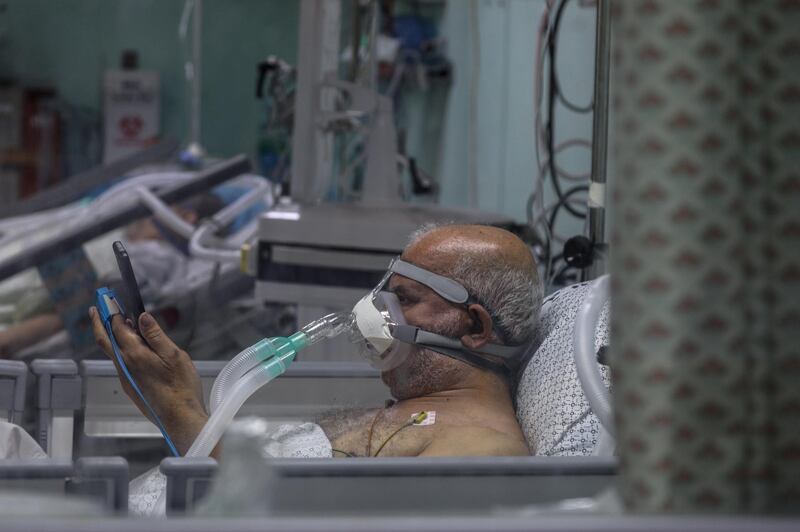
[[89, 307, 209, 455]]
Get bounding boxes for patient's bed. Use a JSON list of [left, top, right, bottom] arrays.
[[0, 277, 615, 518]]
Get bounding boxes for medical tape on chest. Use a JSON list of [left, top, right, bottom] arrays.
[[411, 411, 436, 426]]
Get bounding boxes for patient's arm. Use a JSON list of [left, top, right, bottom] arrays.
[[89, 307, 216, 458], [0, 313, 63, 358]]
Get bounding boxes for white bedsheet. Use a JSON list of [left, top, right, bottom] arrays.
[[129, 421, 332, 517]]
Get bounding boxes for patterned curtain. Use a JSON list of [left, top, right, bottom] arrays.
[[610, 0, 800, 513]]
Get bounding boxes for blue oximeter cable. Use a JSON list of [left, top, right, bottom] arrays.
[[96, 288, 180, 457]]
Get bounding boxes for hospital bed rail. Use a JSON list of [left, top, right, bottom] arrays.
[[0, 360, 27, 425], [31, 359, 81, 459], [159, 455, 618, 516], [0, 154, 251, 283], [0, 139, 179, 220], [1, 515, 799, 532], [32, 359, 387, 459], [0, 456, 129, 513]]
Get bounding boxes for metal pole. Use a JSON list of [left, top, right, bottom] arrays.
[[586, 0, 611, 280], [349, 0, 362, 82], [190, 0, 202, 149], [368, 0, 380, 91], [289, 0, 340, 204]]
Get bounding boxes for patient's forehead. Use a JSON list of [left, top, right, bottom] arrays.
[[387, 272, 430, 296], [401, 240, 454, 277]]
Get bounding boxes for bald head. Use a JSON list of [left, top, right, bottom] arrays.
[[403, 224, 542, 346], [405, 225, 537, 277]]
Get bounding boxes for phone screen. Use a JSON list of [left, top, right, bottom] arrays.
[[112, 241, 147, 331]]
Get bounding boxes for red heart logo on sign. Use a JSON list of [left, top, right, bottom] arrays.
[[119, 115, 144, 139]]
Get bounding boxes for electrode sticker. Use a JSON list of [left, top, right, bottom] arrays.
[[412, 411, 436, 426]]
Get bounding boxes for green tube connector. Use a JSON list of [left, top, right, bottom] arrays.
[[251, 332, 309, 367]]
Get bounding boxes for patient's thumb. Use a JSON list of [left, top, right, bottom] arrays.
[[139, 312, 179, 356]]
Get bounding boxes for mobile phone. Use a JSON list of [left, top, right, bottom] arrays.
[[112, 241, 146, 332]]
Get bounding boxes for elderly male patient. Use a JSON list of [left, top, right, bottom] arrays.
[[89, 224, 542, 458]]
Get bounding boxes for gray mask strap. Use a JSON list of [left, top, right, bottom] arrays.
[[389, 259, 469, 304], [412, 329, 523, 360], [391, 325, 522, 373]]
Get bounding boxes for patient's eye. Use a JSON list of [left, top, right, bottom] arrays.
[[393, 287, 417, 306]]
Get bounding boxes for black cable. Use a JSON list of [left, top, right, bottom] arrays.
[[332, 448, 356, 457], [558, 86, 594, 114], [548, 184, 589, 235], [552, 262, 575, 287], [546, 0, 589, 219], [526, 192, 552, 274], [373, 412, 429, 457], [552, 0, 594, 113]]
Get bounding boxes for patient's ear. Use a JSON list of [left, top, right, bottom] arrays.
[[460, 304, 493, 350]]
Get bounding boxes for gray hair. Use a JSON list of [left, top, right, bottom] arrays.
[[409, 223, 543, 346]]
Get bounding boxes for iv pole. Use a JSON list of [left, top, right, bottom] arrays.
[[585, 0, 611, 280]]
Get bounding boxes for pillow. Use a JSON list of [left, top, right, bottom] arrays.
[[516, 282, 610, 456]]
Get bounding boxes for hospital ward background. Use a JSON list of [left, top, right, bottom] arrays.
[[0, 0, 797, 530]]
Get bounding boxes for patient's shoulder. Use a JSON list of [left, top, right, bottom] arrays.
[[316, 407, 379, 443], [420, 426, 530, 457]]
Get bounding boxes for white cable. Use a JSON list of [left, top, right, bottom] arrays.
[[189, 175, 274, 263], [530, 196, 587, 243], [592, 422, 615, 457], [94, 172, 195, 205], [573, 274, 614, 437], [211, 175, 271, 227], [541, 139, 593, 181], [136, 187, 195, 239], [225, 218, 258, 248]]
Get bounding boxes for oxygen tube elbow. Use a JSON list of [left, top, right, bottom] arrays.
[[299, 311, 354, 345], [208, 311, 353, 414], [193, 311, 355, 457]]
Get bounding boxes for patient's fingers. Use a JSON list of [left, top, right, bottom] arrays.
[[110, 314, 153, 366], [138, 312, 183, 362], [110, 314, 146, 350]]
